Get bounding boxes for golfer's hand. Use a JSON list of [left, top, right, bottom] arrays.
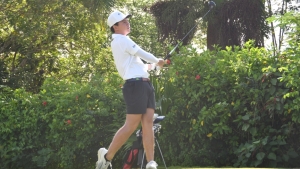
[[156, 59, 165, 68]]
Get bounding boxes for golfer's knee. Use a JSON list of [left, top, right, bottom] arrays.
[[122, 124, 137, 134]]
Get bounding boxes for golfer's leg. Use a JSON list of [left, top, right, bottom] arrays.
[[141, 108, 155, 162], [105, 114, 142, 160]]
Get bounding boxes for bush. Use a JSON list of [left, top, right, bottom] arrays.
[[1, 41, 300, 168], [157, 41, 300, 167], [0, 73, 126, 169]]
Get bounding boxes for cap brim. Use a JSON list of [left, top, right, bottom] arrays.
[[109, 14, 132, 27]]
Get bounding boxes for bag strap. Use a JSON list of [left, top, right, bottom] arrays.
[[124, 149, 136, 164]]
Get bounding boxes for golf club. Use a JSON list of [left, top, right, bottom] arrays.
[[164, 0, 216, 60]]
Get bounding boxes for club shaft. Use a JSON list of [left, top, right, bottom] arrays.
[[164, 8, 212, 60], [155, 138, 168, 169]]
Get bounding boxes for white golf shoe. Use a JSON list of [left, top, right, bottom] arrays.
[[146, 160, 158, 169], [95, 148, 111, 169]]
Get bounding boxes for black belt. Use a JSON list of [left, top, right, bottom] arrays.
[[126, 77, 150, 82]]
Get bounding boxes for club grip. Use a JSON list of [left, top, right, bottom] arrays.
[[164, 53, 171, 60]]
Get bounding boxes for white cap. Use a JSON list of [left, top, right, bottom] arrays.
[[107, 11, 132, 27]]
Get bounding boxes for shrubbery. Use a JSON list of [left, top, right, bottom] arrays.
[[156, 41, 300, 167], [0, 73, 126, 169], [2, 40, 300, 168], [1, 41, 300, 168], [1, 9, 299, 169]]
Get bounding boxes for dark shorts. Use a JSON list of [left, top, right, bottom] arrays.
[[122, 81, 155, 114]]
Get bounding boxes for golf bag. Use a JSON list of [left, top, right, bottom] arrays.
[[122, 114, 168, 169], [122, 133, 146, 169]]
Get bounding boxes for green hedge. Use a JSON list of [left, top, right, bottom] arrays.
[[156, 41, 300, 167], [1, 42, 300, 168], [2, 41, 300, 168], [0, 73, 126, 169]]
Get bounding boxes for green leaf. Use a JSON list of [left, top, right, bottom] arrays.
[[270, 86, 276, 95], [276, 103, 281, 110], [266, 16, 276, 22], [283, 154, 289, 162], [262, 137, 268, 145], [267, 152, 276, 160], [271, 78, 277, 85], [246, 153, 251, 158], [242, 114, 250, 120], [256, 152, 265, 160], [254, 159, 262, 167], [270, 141, 277, 145], [242, 123, 250, 131], [278, 139, 286, 145], [249, 127, 257, 135], [253, 140, 260, 144], [288, 150, 299, 158]]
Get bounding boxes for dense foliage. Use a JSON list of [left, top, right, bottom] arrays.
[[0, 73, 126, 169], [1, 0, 300, 168], [155, 11, 300, 167], [0, 0, 118, 93], [149, 0, 268, 50], [149, 0, 204, 46], [156, 40, 300, 167]]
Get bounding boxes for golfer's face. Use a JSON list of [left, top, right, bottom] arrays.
[[117, 18, 130, 35]]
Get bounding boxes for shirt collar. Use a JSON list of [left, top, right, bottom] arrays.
[[112, 34, 126, 40]]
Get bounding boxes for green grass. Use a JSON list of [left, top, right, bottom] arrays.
[[158, 167, 294, 169]]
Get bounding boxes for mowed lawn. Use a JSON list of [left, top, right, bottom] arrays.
[[158, 167, 293, 169]]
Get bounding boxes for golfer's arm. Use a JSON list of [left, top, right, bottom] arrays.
[[135, 49, 159, 64]]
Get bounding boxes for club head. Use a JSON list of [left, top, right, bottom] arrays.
[[208, 1, 216, 9], [154, 116, 165, 124]]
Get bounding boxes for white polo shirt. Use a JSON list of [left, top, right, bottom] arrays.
[[111, 34, 159, 80]]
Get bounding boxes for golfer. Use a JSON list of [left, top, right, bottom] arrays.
[[96, 10, 165, 169]]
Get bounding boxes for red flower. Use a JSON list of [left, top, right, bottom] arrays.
[[75, 96, 79, 100], [166, 59, 171, 65], [66, 120, 72, 125], [195, 75, 201, 80], [42, 101, 47, 106]]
